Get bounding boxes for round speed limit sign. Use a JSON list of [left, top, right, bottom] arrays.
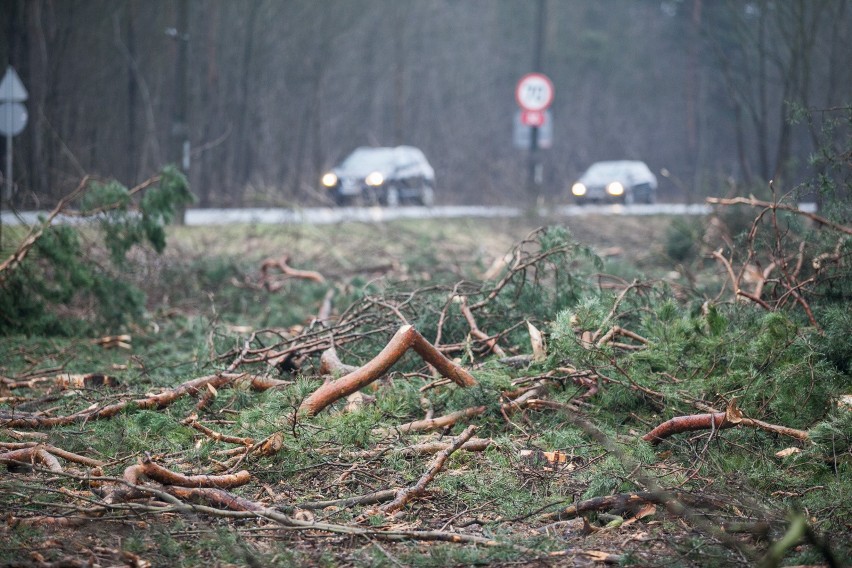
[[515, 73, 554, 112]]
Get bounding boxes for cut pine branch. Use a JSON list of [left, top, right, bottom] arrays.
[[459, 296, 506, 357], [260, 255, 325, 291], [300, 325, 477, 416], [380, 425, 477, 514], [0, 442, 106, 468], [182, 414, 255, 446], [123, 455, 251, 489], [0, 373, 287, 429], [706, 196, 852, 236], [0, 446, 63, 472], [346, 436, 491, 459], [373, 406, 486, 437], [538, 490, 724, 522], [643, 402, 810, 445]]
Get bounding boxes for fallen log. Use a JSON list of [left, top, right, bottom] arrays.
[[300, 325, 477, 416]]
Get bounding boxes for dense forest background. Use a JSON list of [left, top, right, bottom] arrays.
[[1, 0, 849, 207]]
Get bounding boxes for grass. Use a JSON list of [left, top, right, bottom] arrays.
[[1, 213, 849, 566]]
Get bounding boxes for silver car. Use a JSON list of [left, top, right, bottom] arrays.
[[321, 146, 436, 206], [571, 160, 657, 204]]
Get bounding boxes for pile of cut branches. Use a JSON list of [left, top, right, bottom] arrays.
[[1, 198, 850, 565]]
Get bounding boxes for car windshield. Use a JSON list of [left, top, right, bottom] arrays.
[[339, 148, 398, 174], [580, 161, 648, 184]]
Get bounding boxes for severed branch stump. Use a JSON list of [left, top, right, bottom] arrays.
[[300, 325, 477, 416]]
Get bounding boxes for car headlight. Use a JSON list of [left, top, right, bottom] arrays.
[[606, 182, 624, 196], [571, 183, 587, 196], [321, 172, 338, 187], [365, 171, 384, 186]]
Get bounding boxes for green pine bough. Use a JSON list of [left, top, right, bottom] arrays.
[[0, 165, 193, 334]]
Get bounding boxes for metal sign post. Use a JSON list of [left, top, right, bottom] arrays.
[[0, 66, 29, 248], [0, 66, 29, 200], [515, 72, 554, 203]]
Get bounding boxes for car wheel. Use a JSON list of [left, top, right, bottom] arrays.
[[417, 186, 435, 207], [385, 186, 400, 207]]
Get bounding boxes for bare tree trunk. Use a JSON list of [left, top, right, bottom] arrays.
[[236, 1, 260, 199], [124, 2, 137, 186]]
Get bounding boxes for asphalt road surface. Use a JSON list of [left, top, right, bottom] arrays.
[[183, 203, 713, 225], [4, 202, 816, 227]]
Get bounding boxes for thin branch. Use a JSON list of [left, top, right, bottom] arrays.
[[706, 196, 852, 235], [381, 425, 477, 514]]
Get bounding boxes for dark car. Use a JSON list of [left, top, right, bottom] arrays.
[[321, 146, 436, 206], [570, 160, 658, 204]]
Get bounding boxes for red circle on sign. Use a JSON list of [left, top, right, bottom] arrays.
[[516, 73, 554, 112]]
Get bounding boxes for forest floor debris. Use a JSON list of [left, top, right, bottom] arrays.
[[1, 211, 849, 567]]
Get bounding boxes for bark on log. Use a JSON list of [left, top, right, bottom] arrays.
[[300, 325, 477, 416]]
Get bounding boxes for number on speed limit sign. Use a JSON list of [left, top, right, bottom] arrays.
[[515, 73, 554, 112]]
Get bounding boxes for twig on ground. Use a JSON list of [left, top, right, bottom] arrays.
[[458, 296, 506, 357], [380, 425, 477, 514], [346, 436, 491, 459], [260, 255, 325, 291], [181, 413, 254, 446], [374, 407, 486, 437]]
